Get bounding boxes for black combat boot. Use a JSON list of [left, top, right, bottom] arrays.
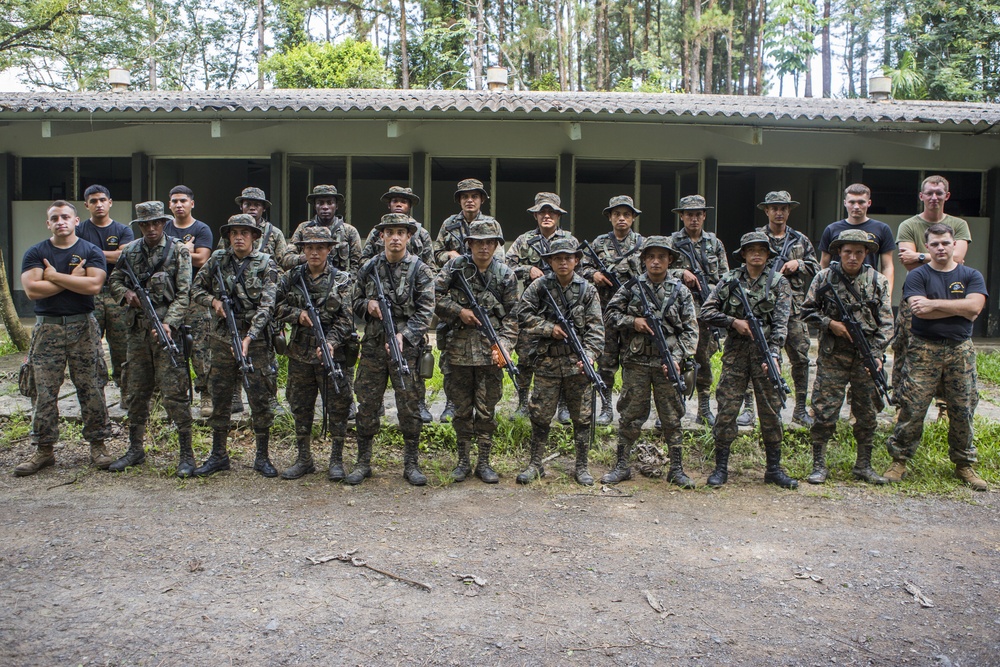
[[852, 444, 888, 485], [282, 434, 315, 480], [418, 399, 433, 424], [706, 442, 731, 487], [555, 395, 571, 425], [474, 439, 499, 484], [792, 393, 813, 427], [763, 444, 799, 489], [253, 430, 278, 478], [596, 371, 615, 425], [176, 429, 196, 478], [574, 436, 594, 486], [697, 391, 716, 427], [600, 440, 633, 484], [327, 437, 346, 482], [666, 446, 696, 489], [438, 399, 456, 422], [109, 423, 146, 472], [403, 436, 427, 486], [806, 439, 828, 484], [736, 390, 755, 427], [451, 441, 472, 482], [231, 388, 244, 414], [515, 386, 530, 418], [194, 429, 231, 477], [516, 433, 547, 484], [344, 436, 372, 485]]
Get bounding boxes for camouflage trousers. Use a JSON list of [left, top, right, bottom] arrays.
[[206, 337, 277, 431], [286, 357, 351, 439], [123, 327, 192, 430], [886, 336, 978, 465], [444, 364, 503, 443], [889, 300, 912, 392], [617, 363, 684, 447], [185, 303, 212, 392], [694, 320, 721, 393], [597, 327, 621, 377], [355, 340, 423, 440], [94, 287, 129, 393], [28, 316, 111, 445], [713, 338, 783, 446], [784, 317, 811, 396], [529, 372, 594, 439], [809, 343, 880, 448]]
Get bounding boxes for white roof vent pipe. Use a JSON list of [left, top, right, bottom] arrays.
[[109, 67, 130, 92], [869, 76, 892, 101], [486, 66, 508, 91]]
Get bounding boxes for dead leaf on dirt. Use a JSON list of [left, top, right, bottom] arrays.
[[904, 581, 934, 608], [455, 573, 487, 587], [188, 559, 203, 573], [793, 571, 824, 583], [644, 590, 664, 613]]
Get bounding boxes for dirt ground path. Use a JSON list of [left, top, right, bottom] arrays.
[[1, 468, 997, 666]]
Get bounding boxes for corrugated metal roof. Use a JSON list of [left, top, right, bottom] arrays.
[[1, 89, 998, 129]]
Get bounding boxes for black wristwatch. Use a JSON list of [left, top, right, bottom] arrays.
[[918, 253, 926, 263]]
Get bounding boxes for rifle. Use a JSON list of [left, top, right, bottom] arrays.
[[816, 282, 891, 405], [452, 267, 520, 389], [674, 238, 723, 347], [581, 240, 623, 291], [727, 279, 792, 407], [540, 287, 608, 402], [213, 263, 255, 392], [119, 252, 183, 368], [764, 230, 799, 300], [630, 278, 690, 405], [298, 270, 344, 434], [370, 262, 411, 389]]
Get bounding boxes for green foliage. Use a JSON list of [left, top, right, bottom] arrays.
[[976, 351, 1000, 386], [261, 38, 390, 88], [763, 0, 819, 95], [885, 51, 927, 100], [400, 17, 472, 89], [529, 72, 561, 91]]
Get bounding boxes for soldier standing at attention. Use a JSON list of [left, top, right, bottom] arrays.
[[190, 215, 280, 478], [274, 226, 354, 481], [76, 184, 134, 401], [800, 230, 893, 485], [515, 237, 604, 486], [105, 202, 195, 476], [700, 232, 798, 489], [602, 237, 698, 487], [164, 185, 215, 417], [285, 184, 362, 274], [884, 224, 987, 491], [666, 194, 729, 426], [351, 214, 436, 486], [506, 192, 575, 422], [16, 201, 113, 475], [433, 179, 503, 422], [580, 195, 645, 425], [435, 220, 519, 484]]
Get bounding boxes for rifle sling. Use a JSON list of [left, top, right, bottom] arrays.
[[829, 265, 881, 326]]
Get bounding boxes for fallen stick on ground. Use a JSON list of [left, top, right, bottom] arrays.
[[307, 549, 432, 592]]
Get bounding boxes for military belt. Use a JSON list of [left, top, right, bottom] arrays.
[[545, 343, 575, 357], [36, 313, 92, 325], [912, 333, 969, 347]]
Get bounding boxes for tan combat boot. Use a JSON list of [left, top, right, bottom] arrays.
[[199, 393, 214, 418], [882, 460, 907, 483], [90, 441, 114, 469], [955, 465, 988, 492], [15, 445, 55, 477]]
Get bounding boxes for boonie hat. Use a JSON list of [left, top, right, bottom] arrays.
[[131, 201, 173, 225], [454, 179, 489, 202], [221, 213, 263, 237], [541, 237, 583, 259], [672, 195, 713, 213], [828, 229, 879, 255], [381, 186, 420, 206], [757, 191, 800, 210], [527, 192, 567, 215], [298, 226, 336, 246], [235, 187, 271, 209], [307, 184, 345, 206], [374, 212, 418, 234], [734, 231, 776, 257], [465, 220, 504, 244], [640, 235, 681, 259], [603, 195, 641, 217]]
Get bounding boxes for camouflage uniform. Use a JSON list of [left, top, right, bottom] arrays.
[[362, 220, 435, 267], [515, 239, 605, 485], [801, 243, 893, 484], [435, 223, 519, 483], [191, 215, 280, 477], [219, 220, 290, 266], [604, 239, 699, 486], [351, 214, 436, 486], [107, 202, 195, 475], [274, 228, 355, 480], [700, 231, 796, 488], [285, 216, 362, 274]]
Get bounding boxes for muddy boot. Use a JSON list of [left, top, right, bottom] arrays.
[[327, 437, 345, 482], [851, 444, 887, 485], [516, 434, 547, 485], [574, 437, 594, 486], [515, 386, 530, 418], [697, 391, 716, 427], [666, 446, 696, 489], [199, 392, 214, 418], [555, 396, 571, 425], [90, 440, 114, 470], [253, 430, 277, 478], [403, 436, 427, 486], [882, 459, 907, 483], [806, 439, 828, 484], [344, 436, 372, 485], [451, 441, 472, 482], [706, 443, 730, 488], [282, 434, 315, 480], [955, 464, 988, 492], [763, 445, 799, 489], [176, 430, 196, 479], [194, 429, 231, 477], [736, 391, 755, 427], [792, 394, 813, 427], [231, 389, 244, 415], [14, 444, 55, 477], [600, 440, 633, 484], [108, 424, 146, 472], [474, 439, 499, 484], [418, 399, 433, 424], [348, 401, 358, 421], [438, 399, 456, 422], [596, 372, 615, 425]]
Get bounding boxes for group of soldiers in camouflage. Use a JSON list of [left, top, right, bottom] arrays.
[[14, 174, 989, 492]]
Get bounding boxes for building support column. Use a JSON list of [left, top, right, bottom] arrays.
[[984, 167, 1000, 337], [705, 158, 719, 234], [559, 152, 573, 230], [131, 152, 150, 203], [270, 152, 285, 233], [847, 161, 864, 187]]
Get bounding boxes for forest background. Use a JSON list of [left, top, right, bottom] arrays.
[[1, 0, 997, 100]]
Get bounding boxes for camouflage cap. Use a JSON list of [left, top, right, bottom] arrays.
[[380, 185, 420, 206], [526, 192, 567, 215], [541, 236, 583, 259], [234, 187, 271, 208], [220, 213, 263, 237], [757, 190, 800, 210], [130, 201, 173, 225], [603, 195, 642, 217], [454, 178, 489, 202], [734, 231, 776, 257], [465, 220, 504, 243], [297, 226, 336, 246], [306, 184, 345, 205], [828, 228, 879, 255], [639, 235, 681, 259], [671, 194, 714, 213], [374, 212, 417, 234]]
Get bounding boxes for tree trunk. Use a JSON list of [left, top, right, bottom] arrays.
[[0, 247, 29, 352], [596, 0, 607, 89], [859, 27, 868, 97], [704, 0, 716, 93], [803, 1, 814, 97], [556, 0, 568, 89], [399, 0, 409, 88], [257, 0, 265, 89], [691, 0, 702, 92], [146, 0, 157, 90], [726, 27, 733, 94], [755, 0, 766, 95], [822, 0, 831, 97]]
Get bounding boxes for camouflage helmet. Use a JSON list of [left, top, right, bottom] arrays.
[[374, 212, 417, 234], [235, 186, 271, 209], [220, 213, 263, 237], [297, 226, 336, 246], [541, 236, 583, 260], [603, 195, 641, 217], [465, 220, 504, 244], [639, 235, 681, 260], [734, 231, 776, 257], [454, 178, 489, 202], [671, 194, 713, 213], [527, 192, 567, 215], [757, 190, 800, 210], [306, 184, 345, 205], [130, 201, 173, 225], [828, 229, 879, 255], [380, 185, 420, 206]]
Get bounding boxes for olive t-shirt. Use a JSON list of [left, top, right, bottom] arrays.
[[896, 214, 972, 254]]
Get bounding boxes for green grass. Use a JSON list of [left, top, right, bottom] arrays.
[[0, 327, 17, 356], [976, 350, 1000, 386]]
